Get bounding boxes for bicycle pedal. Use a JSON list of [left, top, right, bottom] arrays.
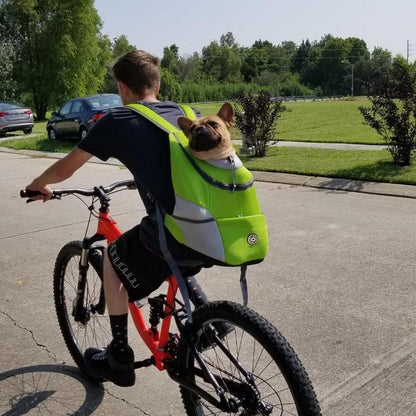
[[134, 357, 155, 369]]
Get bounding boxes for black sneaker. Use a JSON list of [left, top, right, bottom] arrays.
[[84, 344, 135, 387]]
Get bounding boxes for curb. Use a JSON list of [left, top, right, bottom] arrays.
[[2, 146, 416, 200], [253, 171, 416, 199]]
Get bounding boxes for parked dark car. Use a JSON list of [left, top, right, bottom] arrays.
[[0, 102, 34, 135], [46, 94, 122, 140]]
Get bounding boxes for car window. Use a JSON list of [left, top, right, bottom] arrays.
[[0, 103, 21, 110], [71, 100, 84, 113], [88, 99, 101, 109], [59, 101, 72, 116], [86, 95, 122, 110]]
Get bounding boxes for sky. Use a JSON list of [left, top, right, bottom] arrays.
[[95, 0, 416, 61]]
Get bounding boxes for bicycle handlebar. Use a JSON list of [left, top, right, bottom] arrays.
[[20, 179, 136, 201]]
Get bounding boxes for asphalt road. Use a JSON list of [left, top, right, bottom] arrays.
[[1, 150, 416, 415]]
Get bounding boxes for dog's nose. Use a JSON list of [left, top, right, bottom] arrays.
[[195, 125, 206, 133]]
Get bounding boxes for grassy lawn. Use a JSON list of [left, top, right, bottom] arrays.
[[1, 99, 415, 185], [193, 98, 383, 145], [240, 147, 416, 185]]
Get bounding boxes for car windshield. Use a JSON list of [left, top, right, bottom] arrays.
[[0, 103, 22, 111], [86, 95, 122, 110]]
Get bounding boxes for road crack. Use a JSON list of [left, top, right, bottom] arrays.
[[0, 310, 60, 363]]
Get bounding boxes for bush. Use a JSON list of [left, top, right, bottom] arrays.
[[234, 91, 286, 157], [359, 57, 416, 165]]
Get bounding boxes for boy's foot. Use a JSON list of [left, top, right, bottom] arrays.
[[84, 344, 135, 387]]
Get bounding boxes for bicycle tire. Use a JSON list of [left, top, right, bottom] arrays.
[[53, 241, 111, 373], [177, 301, 321, 415]]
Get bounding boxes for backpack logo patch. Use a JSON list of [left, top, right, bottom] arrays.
[[247, 233, 258, 245]]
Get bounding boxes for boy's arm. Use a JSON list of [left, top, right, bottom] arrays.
[[26, 147, 93, 201]]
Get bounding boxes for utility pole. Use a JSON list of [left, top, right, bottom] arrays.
[[407, 40, 410, 62], [342, 60, 354, 97], [407, 40, 415, 63]]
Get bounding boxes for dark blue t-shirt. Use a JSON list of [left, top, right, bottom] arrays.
[[78, 100, 197, 214]]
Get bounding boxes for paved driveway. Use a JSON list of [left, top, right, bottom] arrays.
[[1, 151, 416, 415]]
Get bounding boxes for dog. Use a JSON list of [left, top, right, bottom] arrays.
[[177, 102, 236, 161]]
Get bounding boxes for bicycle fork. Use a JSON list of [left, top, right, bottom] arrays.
[[73, 234, 106, 324]]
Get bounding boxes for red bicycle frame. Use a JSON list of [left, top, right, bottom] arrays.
[[97, 210, 178, 371]]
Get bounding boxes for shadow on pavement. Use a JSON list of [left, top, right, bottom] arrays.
[[0, 364, 104, 416]]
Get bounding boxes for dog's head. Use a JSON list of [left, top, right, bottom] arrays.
[[177, 102, 235, 160]]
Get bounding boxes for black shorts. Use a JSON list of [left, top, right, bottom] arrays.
[[108, 224, 204, 301]]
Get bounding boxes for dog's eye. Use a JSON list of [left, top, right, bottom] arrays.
[[207, 121, 219, 128]]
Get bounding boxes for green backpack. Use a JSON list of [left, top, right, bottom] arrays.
[[127, 103, 268, 319], [127, 103, 268, 266]]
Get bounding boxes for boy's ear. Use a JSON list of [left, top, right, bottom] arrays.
[[217, 102, 234, 125], [177, 117, 193, 135]]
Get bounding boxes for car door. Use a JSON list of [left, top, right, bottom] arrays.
[[65, 99, 85, 137], [54, 101, 73, 137]]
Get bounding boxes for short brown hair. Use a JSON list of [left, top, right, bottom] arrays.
[[113, 50, 160, 95]]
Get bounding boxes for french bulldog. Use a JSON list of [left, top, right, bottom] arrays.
[[177, 102, 236, 160]]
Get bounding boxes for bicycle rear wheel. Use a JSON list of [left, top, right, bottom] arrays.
[[53, 241, 111, 372], [177, 301, 321, 415]]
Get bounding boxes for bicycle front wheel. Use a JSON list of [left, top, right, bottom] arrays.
[[53, 241, 111, 372], [177, 301, 321, 415]]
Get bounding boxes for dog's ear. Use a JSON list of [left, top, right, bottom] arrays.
[[217, 102, 234, 125], [177, 117, 193, 135]]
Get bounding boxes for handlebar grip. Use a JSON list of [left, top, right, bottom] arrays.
[[20, 189, 45, 198]]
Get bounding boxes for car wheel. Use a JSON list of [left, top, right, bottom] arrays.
[[23, 128, 33, 134], [79, 127, 88, 140], [48, 127, 57, 140]]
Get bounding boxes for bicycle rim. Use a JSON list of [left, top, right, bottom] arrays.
[[53, 241, 112, 370], [178, 301, 321, 415]]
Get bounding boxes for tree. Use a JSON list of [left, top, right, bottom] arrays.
[[0, 3, 19, 101], [241, 42, 270, 82], [0, 0, 110, 119], [0, 40, 17, 101], [111, 34, 136, 60], [234, 92, 286, 157], [359, 57, 416, 165], [100, 34, 136, 93], [161, 44, 180, 74], [159, 68, 182, 101], [177, 52, 202, 83], [316, 36, 350, 94], [202, 33, 242, 82]]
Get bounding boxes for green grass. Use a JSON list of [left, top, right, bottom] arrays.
[[278, 99, 382, 144], [0, 136, 75, 152], [1, 99, 415, 184], [240, 147, 416, 185], [193, 98, 383, 144]]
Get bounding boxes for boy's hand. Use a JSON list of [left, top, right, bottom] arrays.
[[25, 184, 53, 202]]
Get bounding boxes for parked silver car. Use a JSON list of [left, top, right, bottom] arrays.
[[0, 102, 34, 135]]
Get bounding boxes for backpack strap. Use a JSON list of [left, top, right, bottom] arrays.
[[154, 202, 194, 323], [127, 103, 178, 135], [179, 104, 197, 120]]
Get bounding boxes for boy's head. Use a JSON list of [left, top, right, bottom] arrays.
[[113, 50, 160, 97]]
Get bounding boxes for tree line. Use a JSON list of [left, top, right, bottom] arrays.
[[1, 0, 415, 119]]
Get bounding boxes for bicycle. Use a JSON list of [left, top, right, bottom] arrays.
[[21, 179, 321, 415]]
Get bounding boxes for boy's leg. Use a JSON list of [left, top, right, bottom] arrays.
[[83, 249, 135, 387], [103, 251, 131, 356], [103, 250, 129, 315]]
